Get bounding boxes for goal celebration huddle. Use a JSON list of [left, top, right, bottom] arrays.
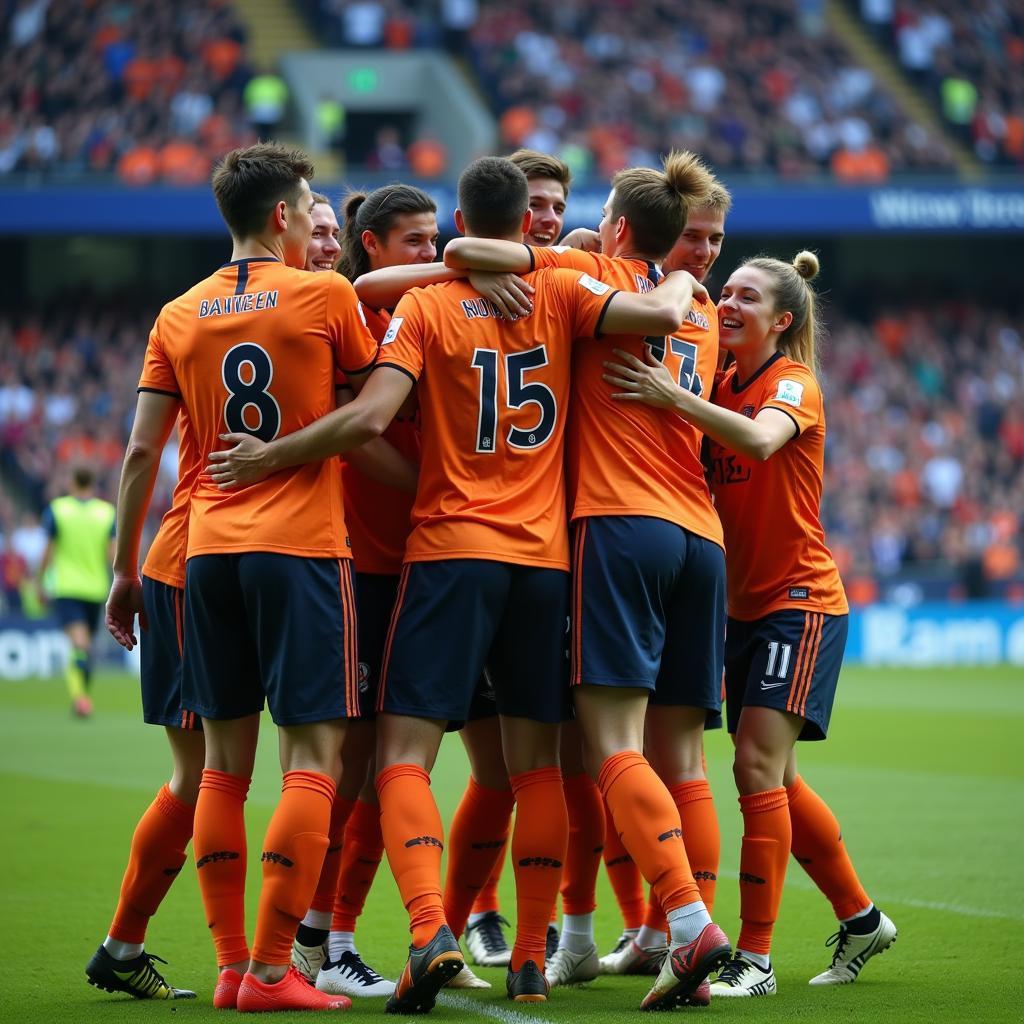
[[89, 140, 897, 1013]]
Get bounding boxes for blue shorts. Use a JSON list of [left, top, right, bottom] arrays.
[[140, 577, 200, 730], [53, 597, 102, 634], [570, 516, 724, 716], [724, 610, 849, 741], [354, 572, 401, 719], [379, 559, 570, 725], [182, 553, 360, 726]]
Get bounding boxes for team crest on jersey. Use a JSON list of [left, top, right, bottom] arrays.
[[577, 273, 610, 296], [685, 308, 710, 331], [774, 378, 804, 406], [741, 405, 756, 419], [380, 316, 404, 345]]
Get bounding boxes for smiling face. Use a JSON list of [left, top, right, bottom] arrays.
[[717, 265, 791, 353], [281, 178, 315, 269], [305, 201, 341, 272], [663, 207, 726, 283], [367, 210, 439, 269], [524, 176, 567, 246]]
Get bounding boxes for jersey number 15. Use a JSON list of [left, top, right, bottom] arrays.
[[471, 345, 557, 454]]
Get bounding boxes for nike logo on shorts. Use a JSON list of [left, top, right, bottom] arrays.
[[759, 679, 789, 690]]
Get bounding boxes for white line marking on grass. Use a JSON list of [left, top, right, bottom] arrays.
[[438, 992, 556, 1024]]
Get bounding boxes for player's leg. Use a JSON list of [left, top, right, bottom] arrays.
[[548, 718, 604, 985], [375, 560, 505, 1013], [570, 517, 730, 1010], [447, 712, 514, 968], [599, 800, 646, 958], [58, 602, 94, 716], [491, 565, 572, 1002], [87, 578, 201, 1000]]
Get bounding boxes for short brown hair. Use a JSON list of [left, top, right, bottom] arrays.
[[611, 150, 713, 257], [457, 157, 529, 238], [310, 190, 331, 206], [694, 180, 733, 216], [212, 143, 315, 240], [508, 148, 572, 198], [71, 465, 95, 489]]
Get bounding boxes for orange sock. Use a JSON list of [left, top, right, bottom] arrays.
[[670, 780, 720, 913], [787, 775, 870, 920], [194, 769, 251, 967], [736, 788, 790, 956], [377, 763, 447, 947], [251, 771, 335, 966], [560, 772, 605, 916], [602, 801, 645, 930], [309, 795, 356, 915], [444, 777, 514, 937], [598, 752, 699, 915], [108, 784, 195, 943], [509, 767, 567, 971], [332, 798, 384, 932]]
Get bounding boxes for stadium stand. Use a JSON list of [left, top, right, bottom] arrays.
[[2, 298, 1021, 605], [1, 0, 255, 182]]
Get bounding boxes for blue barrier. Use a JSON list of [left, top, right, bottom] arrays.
[[3, 183, 1024, 235], [846, 602, 1024, 666], [0, 615, 133, 680]]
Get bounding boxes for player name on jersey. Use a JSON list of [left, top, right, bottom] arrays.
[[198, 290, 279, 318]]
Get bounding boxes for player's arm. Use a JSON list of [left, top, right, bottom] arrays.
[[443, 237, 533, 273], [354, 263, 462, 310], [34, 514, 54, 600], [559, 227, 602, 251], [335, 385, 418, 493], [598, 271, 709, 337], [107, 391, 180, 648], [603, 348, 795, 461], [207, 366, 414, 490]]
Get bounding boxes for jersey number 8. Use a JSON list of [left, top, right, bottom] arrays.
[[221, 343, 281, 442]]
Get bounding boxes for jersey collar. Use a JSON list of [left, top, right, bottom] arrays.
[[732, 350, 784, 393]]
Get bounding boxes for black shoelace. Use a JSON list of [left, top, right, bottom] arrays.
[[474, 914, 511, 953], [825, 927, 851, 967]]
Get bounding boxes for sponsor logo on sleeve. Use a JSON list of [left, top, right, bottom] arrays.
[[774, 378, 804, 406], [577, 273, 610, 296], [380, 316, 404, 345]]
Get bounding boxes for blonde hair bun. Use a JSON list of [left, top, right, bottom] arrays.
[[793, 250, 820, 281]]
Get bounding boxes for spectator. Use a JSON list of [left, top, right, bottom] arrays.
[[243, 71, 288, 140]]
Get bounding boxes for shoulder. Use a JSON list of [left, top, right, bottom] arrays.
[[763, 358, 820, 403]]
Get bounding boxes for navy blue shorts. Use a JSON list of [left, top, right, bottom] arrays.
[[379, 559, 570, 725], [140, 577, 200, 730], [354, 572, 400, 719], [53, 597, 102, 634], [724, 610, 849, 741], [570, 516, 724, 716], [182, 553, 360, 726]]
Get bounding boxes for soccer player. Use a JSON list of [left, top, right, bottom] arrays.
[[86, 408, 205, 1000], [206, 156, 706, 1010], [602, 250, 897, 996], [107, 142, 378, 1012], [443, 152, 734, 1010], [449, 148, 575, 971], [304, 191, 342, 272], [293, 183, 437, 1000], [36, 466, 115, 718], [598, 185, 732, 978]]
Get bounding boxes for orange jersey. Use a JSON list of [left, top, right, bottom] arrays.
[[709, 353, 848, 620], [529, 246, 723, 548], [341, 303, 421, 575], [138, 257, 377, 559], [141, 408, 200, 588], [376, 267, 614, 569]]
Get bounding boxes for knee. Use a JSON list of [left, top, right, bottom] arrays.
[[732, 744, 782, 796]]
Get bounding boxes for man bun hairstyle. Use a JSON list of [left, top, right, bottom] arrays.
[[337, 184, 437, 281], [743, 250, 824, 375], [457, 157, 530, 238], [211, 142, 314, 240], [610, 150, 714, 257]]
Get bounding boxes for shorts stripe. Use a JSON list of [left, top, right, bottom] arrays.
[[173, 588, 184, 657], [787, 612, 821, 717], [338, 560, 357, 717], [570, 520, 587, 686], [377, 564, 411, 713], [797, 613, 824, 717]]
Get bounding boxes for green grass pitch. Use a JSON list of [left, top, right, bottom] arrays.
[[1, 665, 1021, 1022]]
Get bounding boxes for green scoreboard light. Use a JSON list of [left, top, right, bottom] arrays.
[[348, 67, 379, 93]]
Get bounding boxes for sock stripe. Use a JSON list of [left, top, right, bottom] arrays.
[[377, 565, 411, 713]]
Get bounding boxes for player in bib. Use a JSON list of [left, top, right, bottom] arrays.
[[603, 251, 897, 997]]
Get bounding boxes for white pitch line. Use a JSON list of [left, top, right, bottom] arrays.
[[438, 992, 557, 1024]]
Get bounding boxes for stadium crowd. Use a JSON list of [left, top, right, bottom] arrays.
[[2, 295, 1021, 612]]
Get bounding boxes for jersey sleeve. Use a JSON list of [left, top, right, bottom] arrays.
[[528, 245, 602, 275], [547, 268, 620, 340], [758, 363, 821, 437], [326, 275, 378, 377], [374, 291, 427, 383], [137, 320, 179, 397]]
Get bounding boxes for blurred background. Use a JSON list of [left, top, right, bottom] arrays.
[[1, 0, 1022, 679]]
